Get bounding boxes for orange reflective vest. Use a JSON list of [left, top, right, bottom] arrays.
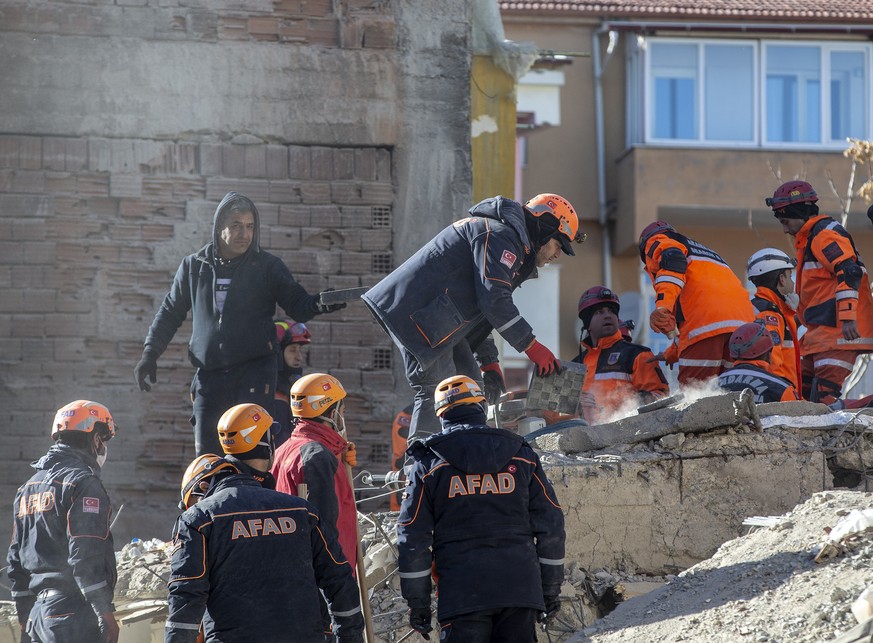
[[793, 215, 873, 355], [751, 287, 801, 392], [642, 230, 754, 353], [572, 330, 669, 424]]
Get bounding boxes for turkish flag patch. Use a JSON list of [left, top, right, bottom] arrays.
[[500, 250, 517, 268], [322, 383, 331, 391], [83, 497, 100, 514]]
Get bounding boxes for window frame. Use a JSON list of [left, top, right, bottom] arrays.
[[638, 36, 872, 150]]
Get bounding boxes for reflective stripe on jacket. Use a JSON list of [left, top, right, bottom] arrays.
[[717, 360, 801, 403], [794, 214, 873, 354], [642, 230, 754, 351], [751, 288, 802, 392], [572, 330, 668, 423]]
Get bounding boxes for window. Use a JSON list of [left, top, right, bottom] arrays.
[[639, 37, 870, 148]]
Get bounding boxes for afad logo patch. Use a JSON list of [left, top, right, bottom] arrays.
[[500, 249, 516, 268]]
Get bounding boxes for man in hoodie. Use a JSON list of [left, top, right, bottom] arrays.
[[362, 193, 585, 443], [133, 192, 346, 456], [397, 375, 565, 641], [7, 400, 119, 643]]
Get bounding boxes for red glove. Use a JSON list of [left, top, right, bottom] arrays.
[[649, 307, 677, 335], [525, 341, 560, 376]]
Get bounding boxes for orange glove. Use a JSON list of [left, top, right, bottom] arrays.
[[649, 307, 677, 335], [343, 442, 357, 467]]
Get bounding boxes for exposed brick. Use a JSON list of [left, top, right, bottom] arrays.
[[11, 315, 46, 337], [110, 174, 143, 198], [19, 137, 41, 170], [77, 173, 110, 197], [288, 146, 311, 179], [338, 346, 371, 369], [279, 205, 311, 227], [375, 148, 391, 181], [286, 249, 320, 274], [244, 145, 266, 178], [248, 16, 279, 37], [0, 338, 22, 361], [275, 0, 333, 16], [218, 16, 249, 40], [110, 139, 136, 173], [340, 206, 372, 228], [359, 228, 391, 250], [86, 197, 119, 217], [333, 149, 355, 180], [21, 242, 56, 265], [305, 17, 339, 46], [45, 172, 77, 194], [328, 368, 361, 390], [339, 252, 371, 275], [300, 181, 331, 204], [44, 313, 84, 337], [199, 143, 223, 176], [310, 205, 342, 227], [0, 313, 10, 337], [0, 289, 24, 313], [361, 182, 393, 204], [265, 145, 288, 179], [267, 227, 301, 250], [256, 202, 279, 227], [331, 182, 363, 205], [142, 224, 175, 242], [278, 19, 307, 42], [175, 142, 198, 175], [65, 139, 88, 171], [173, 177, 206, 199], [88, 139, 111, 172], [310, 147, 333, 180], [354, 148, 376, 180], [361, 16, 396, 48], [142, 177, 177, 198], [9, 170, 45, 194], [53, 338, 87, 362], [205, 178, 270, 202], [269, 180, 302, 204], [42, 138, 66, 171], [360, 370, 393, 390], [22, 289, 55, 313], [222, 145, 246, 177], [0, 137, 18, 168]]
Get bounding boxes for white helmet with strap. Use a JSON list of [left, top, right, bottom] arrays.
[[747, 248, 796, 279]]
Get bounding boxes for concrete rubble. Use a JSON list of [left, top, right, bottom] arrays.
[[2, 392, 873, 642]]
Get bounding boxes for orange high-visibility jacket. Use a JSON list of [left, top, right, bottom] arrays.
[[793, 215, 873, 355], [572, 330, 669, 424], [751, 287, 801, 392], [642, 231, 754, 353]]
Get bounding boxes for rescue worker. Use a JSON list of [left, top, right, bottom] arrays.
[[273, 319, 312, 447], [718, 322, 801, 403], [134, 191, 346, 456], [389, 404, 413, 511], [363, 193, 585, 443], [217, 399, 277, 489], [7, 400, 119, 643], [573, 287, 669, 423], [397, 375, 565, 642], [640, 221, 754, 385], [271, 373, 359, 640], [165, 404, 364, 643], [767, 180, 873, 403], [747, 248, 802, 392]]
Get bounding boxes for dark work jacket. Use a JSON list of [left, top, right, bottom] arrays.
[[144, 192, 319, 371], [7, 445, 116, 623], [165, 475, 363, 643], [397, 425, 565, 621], [362, 197, 539, 371], [718, 360, 801, 403]]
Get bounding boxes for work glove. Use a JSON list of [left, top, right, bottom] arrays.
[[343, 441, 357, 467], [408, 606, 432, 640], [98, 613, 120, 643], [525, 340, 561, 376], [133, 350, 158, 392], [314, 289, 348, 314], [649, 307, 677, 336], [480, 363, 506, 405], [537, 595, 561, 625]]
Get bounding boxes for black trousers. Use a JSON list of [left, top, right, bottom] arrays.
[[439, 607, 538, 643], [190, 353, 277, 456], [28, 592, 100, 643]]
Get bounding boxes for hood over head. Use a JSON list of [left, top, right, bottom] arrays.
[[424, 425, 524, 474], [468, 196, 533, 252], [212, 192, 261, 259]]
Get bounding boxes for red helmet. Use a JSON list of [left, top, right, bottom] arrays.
[[639, 220, 674, 248], [577, 286, 620, 321], [765, 181, 818, 212], [275, 320, 311, 348], [729, 322, 774, 360], [525, 193, 585, 256]]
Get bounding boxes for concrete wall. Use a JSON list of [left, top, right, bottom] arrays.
[[0, 0, 472, 557]]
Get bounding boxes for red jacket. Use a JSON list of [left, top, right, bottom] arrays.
[[272, 419, 357, 573], [751, 287, 801, 392], [793, 214, 873, 354]]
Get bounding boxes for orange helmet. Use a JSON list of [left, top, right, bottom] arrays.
[[434, 375, 486, 417], [290, 373, 347, 418], [51, 400, 115, 442], [525, 193, 584, 256], [179, 454, 239, 510], [217, 404, 274, 455]]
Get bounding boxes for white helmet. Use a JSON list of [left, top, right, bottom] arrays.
[[747, 248, 796, 279]]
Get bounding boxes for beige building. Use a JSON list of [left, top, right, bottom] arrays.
[[496, 0, 873, 381]]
